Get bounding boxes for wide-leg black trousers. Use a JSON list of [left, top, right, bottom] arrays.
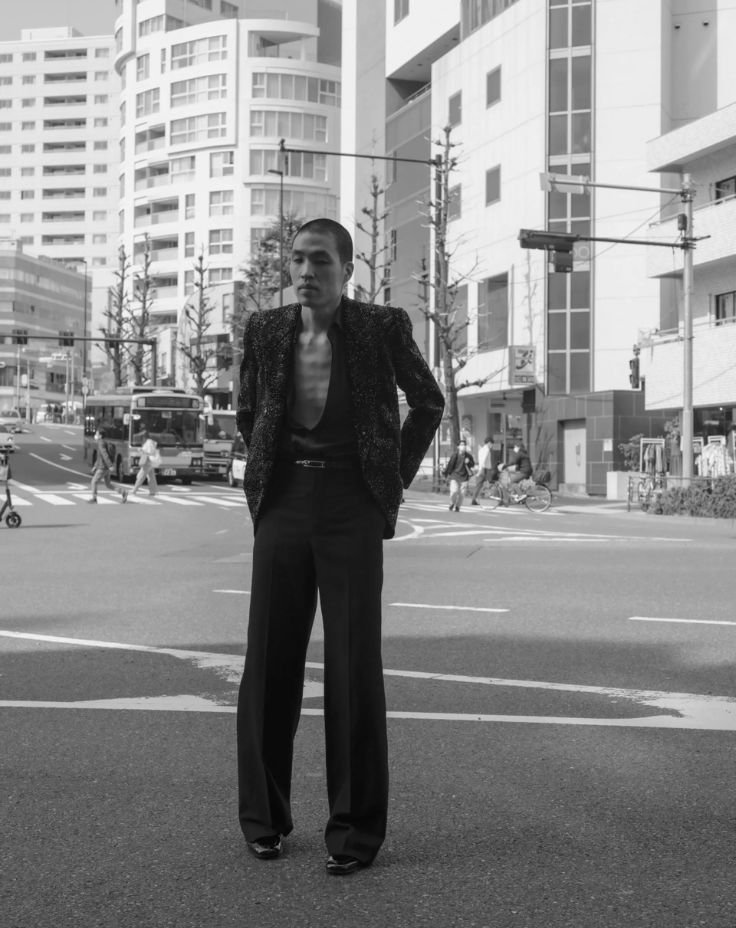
[[237, 463, 389, 863]]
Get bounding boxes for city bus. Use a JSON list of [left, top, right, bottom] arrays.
[[201, 408, 237, 478], [84, 388, 204, 484]]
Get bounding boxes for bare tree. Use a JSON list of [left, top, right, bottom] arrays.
[[127, 234, 156, 386], [416, 125, 497, 446], [354, 173, 391, 303], [101, 245, 130, 388], [177, 252, 226, 399], [229, 216, 303, 400]]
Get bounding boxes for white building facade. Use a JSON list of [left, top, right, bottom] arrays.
[[0, 26, 119, 385], [115, 0, 342, 404], [342, 0, 736, 493]]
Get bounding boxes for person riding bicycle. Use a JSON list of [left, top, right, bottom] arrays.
[[499, 442, 533, 498]]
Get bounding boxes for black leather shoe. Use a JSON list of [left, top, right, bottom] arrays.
[[247, 835, 282, 860], [326, 855, 365, 876]]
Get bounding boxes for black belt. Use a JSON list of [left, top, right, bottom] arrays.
[[284, 458, 360, 470]]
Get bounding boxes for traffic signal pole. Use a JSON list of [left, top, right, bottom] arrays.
[[526, 172, 699, 480]]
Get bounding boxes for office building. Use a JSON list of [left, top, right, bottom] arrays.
[[0, 26, 119, 383], [342, 0, 736, 493]]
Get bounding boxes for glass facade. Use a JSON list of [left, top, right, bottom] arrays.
[[546, 0, 592, 395]]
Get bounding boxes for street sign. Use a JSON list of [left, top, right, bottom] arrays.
[[539, 172, 590, 195]]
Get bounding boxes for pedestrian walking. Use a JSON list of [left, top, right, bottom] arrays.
[[443, 439, 476, 511], [88, 429, 127, 503], [236, 217, 444, 875], [131, 430, 160, 497], [471, 436, 496, 505]]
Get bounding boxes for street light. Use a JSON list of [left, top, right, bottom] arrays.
[[268, 163, 286, 306]]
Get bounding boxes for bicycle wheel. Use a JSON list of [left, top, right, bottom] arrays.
[[479, 481, 503, 509], [524, 483, 552, 512]]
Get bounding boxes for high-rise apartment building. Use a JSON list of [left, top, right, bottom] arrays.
[[0, 26, 119, 394], [115, 0, 342, 403], [342, 0, 736, 494]]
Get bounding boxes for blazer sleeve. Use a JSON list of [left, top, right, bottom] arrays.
[[390, 308, 445, 487], [236, 312, 259, 447]]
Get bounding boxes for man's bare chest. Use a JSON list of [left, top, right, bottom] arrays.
[[291, 332, 332, 426]]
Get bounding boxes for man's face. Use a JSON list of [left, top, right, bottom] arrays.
[[458, 442, 466, 452], [290, 229, 354, 313]]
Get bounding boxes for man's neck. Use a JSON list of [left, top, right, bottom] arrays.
[[299, 299, 340, 335]]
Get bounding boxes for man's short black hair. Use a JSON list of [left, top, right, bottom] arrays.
[[294, 218, 353, 264]]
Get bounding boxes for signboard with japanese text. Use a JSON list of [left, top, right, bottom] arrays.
[[509, 346, 536, 385]]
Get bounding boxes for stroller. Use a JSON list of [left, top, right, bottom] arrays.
[[0, 452, 21, 528]]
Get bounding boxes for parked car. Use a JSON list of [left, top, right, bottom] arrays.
[[0, 410, 23, 432], [0, 424, 16, 452], [226, 432, 247, 487]]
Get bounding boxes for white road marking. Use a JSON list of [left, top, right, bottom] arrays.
[[61, 445, 75, 451], [2, 631, 736, 730], [3, 495, 31, 506], [59, 454, 72, 461], [188, 495, 243, 507], [30, 452, 91, 479], [39, 435, 52, 443], [154, 494, 201, 506], [35, 494, 75, 506], [630, 616, 736, 627], [71, 494, 118, 505], [390, 602, 508, 614], [214, 589, 250, 595]]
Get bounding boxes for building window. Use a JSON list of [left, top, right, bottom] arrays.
[[209, 228, 233, 255], [95, 48, 110, 58], [136, 88, 160, 117], [21, 190, 35, 199], [485, 165, 501, 205], [715, 291, 736, 325], [447, 184, 461, 221], [486, 66, 501, 107], [185, 193, 195, 219], [221, 0, 238, 16], [448, 91, 462, 128], [23, 52, 36, 61], [715, 175, 736, 202], [252, 72, 341, 107], [477, 273, 508, 351], [171, 35, 227, 70], [93, 234, 107, 244], [250, 109, 327, 143], [93, 187, 107, 196], [394, 0, 410, 23], [171, 73, 226, 107], [209, 189, 234, 216], [209, 267, 232, 284], [94, 141, 108, 150], [136, 54, 150, 80], [93, 210, 107, 220], [95, 117, 108, 127], [251, 148, 326, 181], [185, 231, 195, 257], [461, 0, 521, 38], [21, 167, 34, 176], [210, 150, 234, 176], [22, 75, 36, 85], [21, 121, 35, 130], [171, 112, 226, 145]]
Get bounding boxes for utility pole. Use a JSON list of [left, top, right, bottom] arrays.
[[530, 172, 700, 479]]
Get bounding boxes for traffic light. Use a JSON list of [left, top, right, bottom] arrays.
[[519, 229, 578, 273], [59, 330, 75, 347], [553, 247, 573, 273], [11, 328, 28, 345], [629, 348, 641, 389]]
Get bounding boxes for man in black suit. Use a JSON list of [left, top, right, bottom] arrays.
[[236, 218, 444, 874]]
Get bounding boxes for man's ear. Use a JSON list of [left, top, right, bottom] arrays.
[[344, 261, 354, 283]]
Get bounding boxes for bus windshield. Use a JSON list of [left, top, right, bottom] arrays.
[[204, 411, 237, 441], [131, 408, 202, 449]]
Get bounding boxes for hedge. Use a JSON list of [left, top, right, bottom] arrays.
[[647, 475, 736, 518]]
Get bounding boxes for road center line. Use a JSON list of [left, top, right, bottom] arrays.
[[390, 602, 508, 613], [630, 616, 736, 627]]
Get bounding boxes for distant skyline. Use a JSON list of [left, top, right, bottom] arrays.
[[0, 0, 117, 41]]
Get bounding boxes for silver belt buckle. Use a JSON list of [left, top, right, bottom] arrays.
[[295, 459, 327, 469]]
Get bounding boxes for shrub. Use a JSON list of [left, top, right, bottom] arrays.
[[650, 475, 736, 519]]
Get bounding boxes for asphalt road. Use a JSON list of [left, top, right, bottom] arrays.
[[3, 424, 736, 928]]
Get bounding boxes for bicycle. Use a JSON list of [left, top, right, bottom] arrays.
[[476, 476, 552, 512], [636, 473, 666, 511]]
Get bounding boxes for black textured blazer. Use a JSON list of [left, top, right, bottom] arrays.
[[236, 297, 445, 539]]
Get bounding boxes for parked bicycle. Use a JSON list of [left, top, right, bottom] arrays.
[[476, 476, 553, 512]]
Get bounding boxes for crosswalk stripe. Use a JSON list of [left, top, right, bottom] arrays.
[[188, 495, 243, 507], [71, 494, 119, 505], [35, 494, 75, 506], [155, 494, 201, 506], [4, 495, 31, 506]]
